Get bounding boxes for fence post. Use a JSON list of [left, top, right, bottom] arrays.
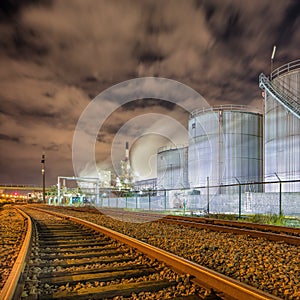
[[275, 173, 282, 216], [108, 188, 110, 208], [164, 189, 167, 211], [95, 181, 99, 206], [135, 192, 137, 210], [239, 185, 242, 218], [235, 177, 242, 219], [206, 177, 210, 214], [57, 177, 60, 206], [148, 190, 151, 210]]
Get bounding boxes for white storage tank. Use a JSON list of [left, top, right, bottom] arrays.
[[157, 145, 189, 190], [188, 105, 263, 192], [263, 60, 300, 191]]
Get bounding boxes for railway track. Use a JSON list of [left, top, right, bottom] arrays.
[[13, 207, 206, 299], [86, 207, 300, 245], [162, 215, 300, 237], [1, 205, 282, 300], [159, 215, 300, 246]]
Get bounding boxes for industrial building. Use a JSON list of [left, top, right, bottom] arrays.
[[154, 106, 263, 193], [73, 59, 299, 216], [157, 145, 189, 190], [76, 59, 300, 214], [259, 60, 300, 192], [188, 106, 263, 192], [150, 59, 300, 195]]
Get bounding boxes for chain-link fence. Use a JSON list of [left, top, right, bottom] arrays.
[[96, 179, 300, 217]]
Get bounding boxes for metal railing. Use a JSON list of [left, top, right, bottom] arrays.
[[190, 104, 262, 118], [0, 184, 45, 191], [158, 144, 188, 153], [259, 73, 300, 119], [271, 59, 300, 80]]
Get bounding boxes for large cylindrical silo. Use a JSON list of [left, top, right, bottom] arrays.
[[188, 106, 263, 192], [157, 145, 189, 190], [263, 60, 300, 191]]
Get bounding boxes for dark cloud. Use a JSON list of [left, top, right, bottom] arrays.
[[43, 143, 60, 152], [136, 49, 165, 64], [121, 99, 177, 111], [0, 0, 50, 21], [275, 1, 300, 46], [0, 0, 299, 184], [0, 133, 20, 143]]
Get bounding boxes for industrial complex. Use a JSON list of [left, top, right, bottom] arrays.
[[152, 60, 300, 193], [48, 60, 300, 215]]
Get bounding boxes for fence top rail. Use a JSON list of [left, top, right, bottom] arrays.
[[99, 179, 300, 194]]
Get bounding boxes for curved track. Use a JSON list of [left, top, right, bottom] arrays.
[[0, 208, 31, 300], [90, 207, 300, 245], [14, 207, 206, 299], [2, 206, 283, 300]]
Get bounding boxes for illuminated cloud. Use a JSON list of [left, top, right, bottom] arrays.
[[0, 0, 299, 184]]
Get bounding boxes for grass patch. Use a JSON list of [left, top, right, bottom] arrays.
[[204, 213, 238, 220], [246, 214, 286, 226], [202, 213, 300, 227]]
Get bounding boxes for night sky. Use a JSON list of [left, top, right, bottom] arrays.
[[0, 0, 299, 185]]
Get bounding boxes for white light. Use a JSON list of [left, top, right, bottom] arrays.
[[271, 45, 276, 60]]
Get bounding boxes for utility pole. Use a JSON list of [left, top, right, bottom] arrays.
[[41, 154, 45, 203]]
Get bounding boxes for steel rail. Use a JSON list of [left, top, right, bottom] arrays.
[[159, 218, 300, 246], [0, 209, 32, 300], [29, 207, 281, 300], [164, 215, 300, 236], [55, 207, 300, 245], [93, 207, 300, 239]]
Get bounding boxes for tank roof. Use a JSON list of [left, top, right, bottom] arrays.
[[271, 59, 300, 80], [190, 104, 262, 118]]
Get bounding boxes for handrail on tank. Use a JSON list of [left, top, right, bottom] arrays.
[[157, 144, 188, 153], [190, 104, 262, 118], [271, 59, 300, 80], [259, 73, 300, 119]]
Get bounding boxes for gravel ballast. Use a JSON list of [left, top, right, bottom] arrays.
[[42, 206, 300, 300]]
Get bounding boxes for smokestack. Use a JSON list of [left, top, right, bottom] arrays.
[[125, 142, 129, 161]]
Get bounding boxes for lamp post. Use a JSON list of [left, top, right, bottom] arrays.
[[271, 45, 276, 77], [41, 154, 45, 203]]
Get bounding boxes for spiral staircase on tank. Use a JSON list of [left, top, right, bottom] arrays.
[[259, 60, 300, 119]]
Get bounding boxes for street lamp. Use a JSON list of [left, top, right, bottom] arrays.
[[41, 153, 45, 203], [271, 45, 276, 77]]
